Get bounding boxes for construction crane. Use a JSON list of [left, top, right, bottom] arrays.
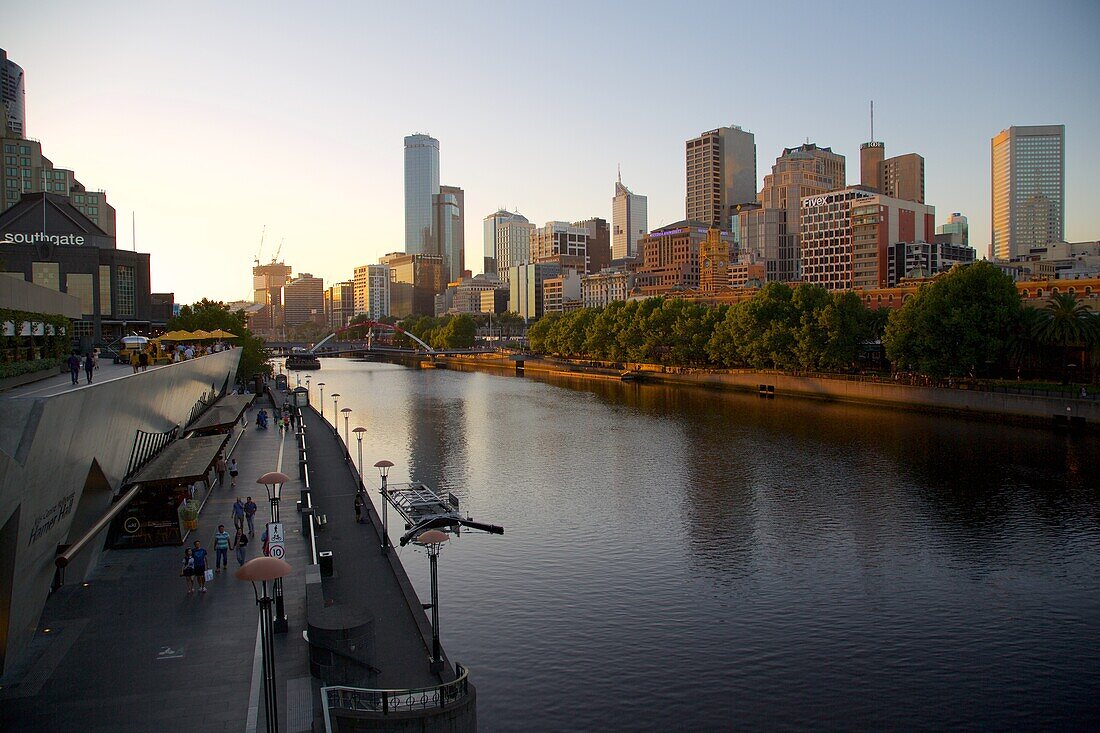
[[271, 238, 284, 264], [254, 225, 266, 267]]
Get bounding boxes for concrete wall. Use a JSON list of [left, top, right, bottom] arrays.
[[0, 349, 241, 674], [0, 276, 81, 318]]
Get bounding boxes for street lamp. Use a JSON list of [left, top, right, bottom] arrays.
[[414, 528, 450, 673], [317, 382, 325, 420], [375, 460, 394, 552], [305, 375, 311, 403], [341, 407, 352, 449], [236, 556, 292, 733], [331, 394, 341, 434], [352, 427, 367, 482], [257, 471, 290, 633]]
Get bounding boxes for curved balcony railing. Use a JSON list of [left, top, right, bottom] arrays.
[[321, 664, 470, 728]]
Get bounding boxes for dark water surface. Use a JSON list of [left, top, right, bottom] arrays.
[[309, 359, 1100, 731]]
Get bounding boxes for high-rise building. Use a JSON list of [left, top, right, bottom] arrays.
[[252, 262, 292, 333], [381, 253, 442, 317], [542, 270, 583, 313], [283, 273, 325, 326], [508, 261, 559, 321], [323, 280, 354, 330], [1, 49, 26, 137], [612, 173, 647, 259], [860, 142, 885, 191], [935, 212, 969, 246], [581, 269, 633, 308], [991, 125, 1066, 260], [635, 221, 731, 296], [887, 242, 976, 286], [754, 142, 846, 281], [492, 211, 535, 287], [353, 264, 391, 319], [404, 134, 440, 254], [573, 217, 611, 274], [434, 184, 464, 282], [882, 153, 925, 204], [530, 221, 587, 275], [686, 125, 757, 228], [698, 228, 730, 293]]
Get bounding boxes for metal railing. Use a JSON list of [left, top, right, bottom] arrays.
[[123, 425, 179, 482], [321, 665, 470, 729]]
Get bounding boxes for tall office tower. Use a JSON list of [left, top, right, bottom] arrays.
[[283, 273, 325, 326], [323, 280, 354, 330], [1, 49, 26, 137], [612, 172, 648, 259], [380, 253, 443, 317], [482, 210, 509, 276], [860, 142, 885, 190], [404, 134, 440, 254], [992, 125, 1066, 260], [935, 212, 969, 246], [573, 217, 611, 273], [434, 184, 464, 282], [756, 142, 846, 281], [252, 261, 293, 333], [698, 228, 730, 293], [353, 264, 391, 319], [492, 211, 535, 286], [530, 221, 588, 274], [882, 153, 925, 204], [686, 125, 756, 228]]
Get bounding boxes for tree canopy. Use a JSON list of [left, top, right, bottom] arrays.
[[167, 299, 271, 378]]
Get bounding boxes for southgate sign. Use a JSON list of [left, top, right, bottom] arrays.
[[4, 232, 86, 245]]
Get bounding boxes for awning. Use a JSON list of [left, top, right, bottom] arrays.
[[126, 434, 230, 487], [184, 393, 254, 435]]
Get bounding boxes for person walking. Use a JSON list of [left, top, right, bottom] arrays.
[[84, 353, 95, 384], [232, 498, 245, 532], [180, 548, 195, 594], [67, 351, 81, 385], [229, 458, 239, 487], [192, 540, 208, 592], [129, 349, 140, 373], [354, 491, 364, 524], [244, 497, 258, 535], [213, 524, 231, 573], [233, 527, 249, 566], [214, 453, 227, 488], [138, 349, 150, 372], [92, 347, 100, 372]]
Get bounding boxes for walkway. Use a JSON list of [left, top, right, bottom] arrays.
[[0, 396, 315, 732]]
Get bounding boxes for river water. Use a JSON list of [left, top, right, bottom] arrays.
[[306, 359, 1100, 731]]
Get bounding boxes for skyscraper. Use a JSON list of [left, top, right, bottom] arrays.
[[1, 49, 25, 137], [881, 153, 925, 204], [991, 125, 1066, 260], [686, 125, 756, 229], [404, 134, 440, 254], [435, 184, 464, 282], [283, 273, 325, 326], [490, 211, 535, 286], [573, 217, 611, 274], [935, 212, 969, 246], [612, 172, 648, 259]]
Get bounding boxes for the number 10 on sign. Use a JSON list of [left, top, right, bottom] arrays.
[[267, 521, 285, 559]]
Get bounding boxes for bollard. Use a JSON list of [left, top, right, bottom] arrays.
[[301, 507, 315, 534], [299, 457, 306, 480], [319, 550, 334, 577]]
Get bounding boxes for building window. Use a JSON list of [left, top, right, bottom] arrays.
[[73, 320, 94, 337], [116, 265, 135, 317], [32, 262, 61, 291], [66, 273, 95, 315], [98, 265, 112, 315]]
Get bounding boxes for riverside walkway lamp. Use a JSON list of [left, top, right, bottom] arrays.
[[353, 426, 367, 481], [304, 375, 311, 403], [257, 471, 290, 633], [331, 394, 341, 434], [236, 556, 292, 733], [374, 460, 393, 552], [414, 529, 450, 673], [341, 407, 352, 450], [317, 382, 325, 420]]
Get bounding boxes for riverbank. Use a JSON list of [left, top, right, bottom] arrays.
[[432, 352, 1099, 429]]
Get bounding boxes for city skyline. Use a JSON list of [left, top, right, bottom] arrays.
[[4, 1, 1099, 304]]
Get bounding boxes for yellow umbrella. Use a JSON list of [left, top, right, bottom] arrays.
[[210, 328, 239, 339], [160, 330, 191, 341], [190, 329, 214, 340]]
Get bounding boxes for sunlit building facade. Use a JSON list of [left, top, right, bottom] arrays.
[[686, 126, 756, 228], [404, 134, 440, 255], [612, 175, 647, 259], [991, 125, 1065, 260]]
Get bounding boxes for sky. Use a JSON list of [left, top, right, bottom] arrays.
[[6, 0, 1100, 305]]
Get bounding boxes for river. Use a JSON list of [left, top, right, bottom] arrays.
[[304, 358, 1100, 731]]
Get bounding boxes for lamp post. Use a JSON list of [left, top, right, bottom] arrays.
[[317, 382, 325, 420], [257, 471, 290, 633], [331, 394, 341, 434], [304, 375, 311, 404], [340, 407, 352, 449], [374, 460, 393, 552], [236, 556, 292, 733], [414, 529, 450, 673], [352, 427, 367, 482]]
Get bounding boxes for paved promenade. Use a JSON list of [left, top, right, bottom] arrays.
[[0, 394, 315, 732]]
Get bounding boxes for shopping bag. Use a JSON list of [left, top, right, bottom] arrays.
[[204, 569, 214, 582]]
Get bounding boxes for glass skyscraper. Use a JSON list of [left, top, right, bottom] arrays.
[[404, 134, 440, 255], [991, 125, 1065, 260]]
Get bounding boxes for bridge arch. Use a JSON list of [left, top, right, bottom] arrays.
[[313, 321, 435, 354]]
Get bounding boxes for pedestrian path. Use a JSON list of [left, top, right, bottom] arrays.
[[0, 395, 314, 732]]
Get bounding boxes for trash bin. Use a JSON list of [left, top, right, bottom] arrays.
[[319, 550, 334, 577]]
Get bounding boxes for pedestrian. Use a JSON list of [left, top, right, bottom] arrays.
[[354, 491, 364, 524], [229, 458, 239, 486], [232, 498, 245, 532], [180, 547, 195, 594], [244, 497, 258, 535], [261, 526, 270, 556], [84, 352, 95, 384], [92, 347, 100, 371], [67, 351, 81, 385], [129, 349, 140, 373], [184, 345, 194, 360], [214, 453, 227, 488], [233, 527, 249, 566], [213, 524, 231, 573], [192, 540, 208, 592], [139, 349, 149, 372]]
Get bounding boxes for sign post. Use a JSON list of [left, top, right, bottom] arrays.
[[267, 522, 285, 560]]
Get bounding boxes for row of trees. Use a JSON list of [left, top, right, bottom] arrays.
[[167, 299, 271, 378], [528, 262, 1100, 381]]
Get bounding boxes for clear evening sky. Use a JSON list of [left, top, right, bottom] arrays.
[[6, 1, 1099, 305]]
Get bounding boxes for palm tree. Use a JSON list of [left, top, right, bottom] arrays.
[[1040, 292, 1096, 383], [1007, 306, 1048, 378]]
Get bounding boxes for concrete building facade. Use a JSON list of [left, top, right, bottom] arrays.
[[324, 280, 354, 330], [581, 269, 633, 308], [612, 174, 647, 259], [686, 126, 756, 228], [492, 212, 535, 287], [381, 253, 442, 318], [992, 124, 1066, 260], [531, 221, 587, 275], [935, 212, 969, 246], [353, 264, 391, 320], [251, 261, 292, 334], [1, 48, 25, 137], [573, 217, 611, 274], [635, 221, 730, 296], [508, 261, 559, 321], [887, 241, 977, 286], [434, 184, 464, 282], [283, 273, 324, 326]]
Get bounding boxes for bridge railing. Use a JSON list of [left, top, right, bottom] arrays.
[[321, 664, 470, 728]]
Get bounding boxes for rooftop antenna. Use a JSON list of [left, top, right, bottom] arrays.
[[870, 100, 875, 141], [132, 211, 136, 251], [254, 225, 266, 267], [617, 164, 622, 185]]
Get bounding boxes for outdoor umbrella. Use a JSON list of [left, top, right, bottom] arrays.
[[210, 329, 239, 339]]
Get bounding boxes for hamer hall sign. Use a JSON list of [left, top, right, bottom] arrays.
[[4, 232, 87, 245]]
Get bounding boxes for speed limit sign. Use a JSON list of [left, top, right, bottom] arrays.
[[267, 522, 285, 559]]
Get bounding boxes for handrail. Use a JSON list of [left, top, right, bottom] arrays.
[[321, 664, 470, 728], [56, 483, 143, 568]]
